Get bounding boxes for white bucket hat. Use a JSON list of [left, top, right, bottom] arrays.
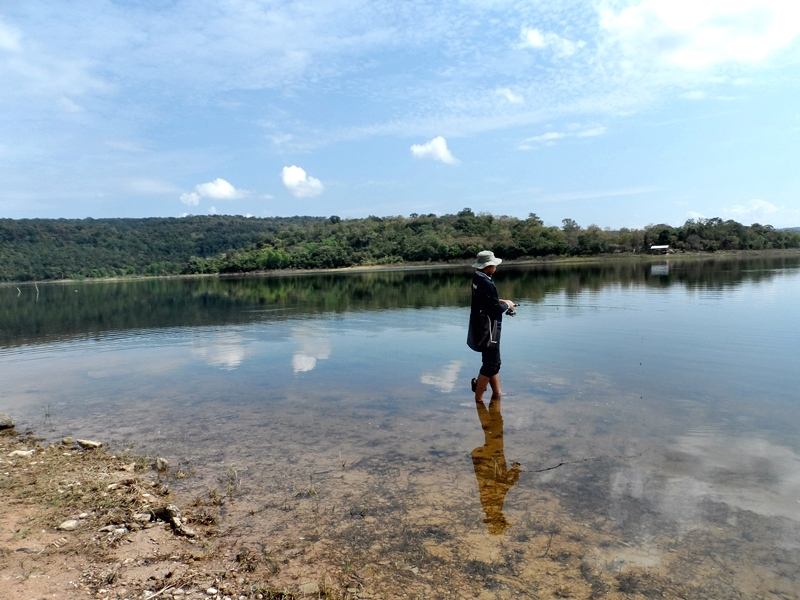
[[472, 250, 502, 269]]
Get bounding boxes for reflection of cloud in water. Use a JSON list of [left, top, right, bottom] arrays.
[[292, 353, 318, 373], [192, 333, 247, 370], [612, 433, 800, 527], [291, 327, 331, 374], [420, 360, 462, 393]]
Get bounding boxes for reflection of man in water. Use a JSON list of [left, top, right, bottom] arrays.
[[472, 398, 521, 534]]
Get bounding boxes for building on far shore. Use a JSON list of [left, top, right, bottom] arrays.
[[649, 245, 670, 254]]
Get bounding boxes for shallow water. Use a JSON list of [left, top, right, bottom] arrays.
[[2, 256, 799, 598]]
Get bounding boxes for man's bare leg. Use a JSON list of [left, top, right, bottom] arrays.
[[474, 374, 490, 402], [488, 374, 502, 400]]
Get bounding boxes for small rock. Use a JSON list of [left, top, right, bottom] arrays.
[[77, 439, 103, 449], [111, 527, 128, 536], [0, 413, 14, 430], [9, 449, 35, 458], [172, 590, 185, 597], [300, 582, 320, 595], [206, 588, 218, 596], [133, 512, 152, 523], [154, 504, 196, 537], [58, 519, 80, 531], [155, 457, 169, 472], [99, 525, 117, 532], [78, 513, 89, 519], [61, 436, 74, 445]]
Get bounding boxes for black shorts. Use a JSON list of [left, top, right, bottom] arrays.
[[480, 345, 501, 377]]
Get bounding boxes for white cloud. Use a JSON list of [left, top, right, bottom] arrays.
[[520, 131, 565, 148], [519, 126, 606, 150], [0, 15, 109, 104], [195, 177, 243, 200], [725, 199, 780, 221], [599, 0, 800, 71], [281, 165, 324, 198], [410, 136, 459, 165], [179, 177, 245, 206], [180, 191, 200, 206], [539, 186, 659, 203], [576, 125, 607, 138], [208, 205, 218, 215], [521, 27, 546, 49], [0, 19, 22, 52], [520, 27, 586, 58], [495, 87, 524, 104]]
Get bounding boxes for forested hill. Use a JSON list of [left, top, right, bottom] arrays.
[[1, 211, 799, 282]]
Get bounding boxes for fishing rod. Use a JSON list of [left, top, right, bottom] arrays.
[[508, 302, 636, 311]]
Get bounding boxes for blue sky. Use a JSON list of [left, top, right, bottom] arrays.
[[1, 0, 799, 228]]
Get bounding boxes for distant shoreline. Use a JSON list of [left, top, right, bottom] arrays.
[[4, 247, 800, 287]]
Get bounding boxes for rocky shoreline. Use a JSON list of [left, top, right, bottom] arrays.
[[0, 413, 330, 600]]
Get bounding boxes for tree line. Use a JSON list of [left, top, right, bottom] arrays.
[[1, 211, 798, 282]]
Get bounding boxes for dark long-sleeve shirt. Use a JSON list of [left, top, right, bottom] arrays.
[[471, 270, 506, 320], [467, 270, 505, 350]]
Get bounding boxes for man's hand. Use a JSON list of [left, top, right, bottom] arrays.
[[501, 299, 518, 315]]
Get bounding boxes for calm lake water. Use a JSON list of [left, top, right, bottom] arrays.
[[2, 255, 799, 598]]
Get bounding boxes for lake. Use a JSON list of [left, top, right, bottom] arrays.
[[2, 254, 799, 598]]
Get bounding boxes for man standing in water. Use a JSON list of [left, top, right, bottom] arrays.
[[468, 250, 516, 402]]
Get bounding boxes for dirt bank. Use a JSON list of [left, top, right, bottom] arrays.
[[0, 424, 332, 600]]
